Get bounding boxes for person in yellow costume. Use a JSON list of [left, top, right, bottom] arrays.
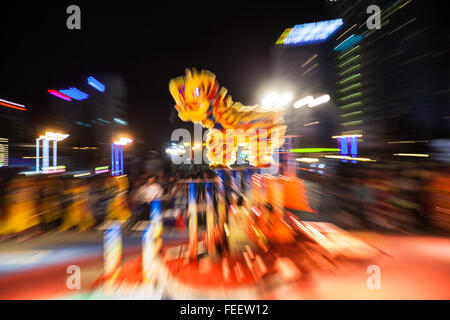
[[39, 178, 63, 231], [0, 177, 40, 235], [106, 176, 131, 222], [60, 179, 94, 231]]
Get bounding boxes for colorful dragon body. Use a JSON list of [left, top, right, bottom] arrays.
[[169, 69, 286, 167]]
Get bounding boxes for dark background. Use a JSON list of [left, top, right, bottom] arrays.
[[0, 1, 447, 151]]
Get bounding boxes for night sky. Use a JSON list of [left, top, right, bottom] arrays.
[[0, 1, 330, 151], [2, 1, 447, 152]]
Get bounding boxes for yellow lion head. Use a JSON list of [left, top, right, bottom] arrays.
[[169, 68, 219, 124]]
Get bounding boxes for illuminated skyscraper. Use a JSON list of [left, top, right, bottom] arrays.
[[330, 0, 449, 153], [272, 19, 343, 149]]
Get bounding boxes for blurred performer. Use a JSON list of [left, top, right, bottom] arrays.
[[0, 178, 40, 235], [39, 178, 63, 231], [226, 195, 257, 257], [134, 175, 163, 204], [132, 175, 163, 222], [106, 176, 131, 222], [60, 180, 94, 231]]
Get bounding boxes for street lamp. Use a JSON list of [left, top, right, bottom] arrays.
[[111, 137, 133, 176], [36, 131, 69, 173]]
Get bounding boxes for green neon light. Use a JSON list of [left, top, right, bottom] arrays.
[[339, 73, 361, 85], [341, 110, 363, 117], [340, 101, 363, 110], [338, 45, 360, 60], [338, 55, 361, 68], [289, 148, 340, 153], [339, 82, 362, 93], [340, 92, 363, 102], [95, 166, 109, 171], [339, 64, 361, 77], [342, 120, 363, 126]]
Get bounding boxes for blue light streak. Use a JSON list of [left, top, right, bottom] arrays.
[[120, 145, 124, 175], [113, 118, 128, 126], [115, 144, 119, 176], [87, 76, 105, 92], [59, 87, 89, 101], [111, 143, 115, 176], [334, 34, 363, 52]]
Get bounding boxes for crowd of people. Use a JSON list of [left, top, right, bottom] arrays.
[[0, 166, 216, 237], [303, 161, 450, 234], [0, 160, 449, 238], [0, 172, 133, 236]]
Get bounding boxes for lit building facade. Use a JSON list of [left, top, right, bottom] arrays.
[[272, 19, 344, 150], [329, 0, 449, 154]]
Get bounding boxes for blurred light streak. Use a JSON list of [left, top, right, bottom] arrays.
[[338, 45, 360, 60], [42, 168, 66, 174], [387, 140, 428, 144], [245, 245, 254, 260], [262, 92, 292, 109], [339, 73, 361, 85], [334, 34, 363, 52], [289, 148, 339, 153], [97, 118, 111, 124], [293, 96, 313, 108], [302, 63, 319, 75], [42, 165, 66, 171], [301, 54, 318, 67], [48, 89, 72, 101], [336, 23, 357, 40], [388, 18, 416, 35], [39, 132, 69, 141], [222, 258, 231, 282], [111, 144, 115, 175], [87, 76, 105, 92], [338, 55, 361, 68], [113, 137, 133, 145], [309, 94, 330, 107], [120, 145, 124, 175], [304, 121, 319, 126], [296, 158, 319, 163], [251, 207, 261, 217], [255, 255, 267, 274], [342, 120, 363, 126], [341, 110, 363, 117], [339, 82, 362, 93], [59, 87, 89, 101], [340, 101, 363, 110], [73, 172, 91, 177], [0, 98, 27, 111], [394, 153, 429, 157], [113, 118, 128, 126], [325, 155, 376, 162], [339, 64, 361, 77], [224, 223, 230, 237], [333, 134, 362, 138]]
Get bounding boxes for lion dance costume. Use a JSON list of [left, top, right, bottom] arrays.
[[169, 68, 286, 167]]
